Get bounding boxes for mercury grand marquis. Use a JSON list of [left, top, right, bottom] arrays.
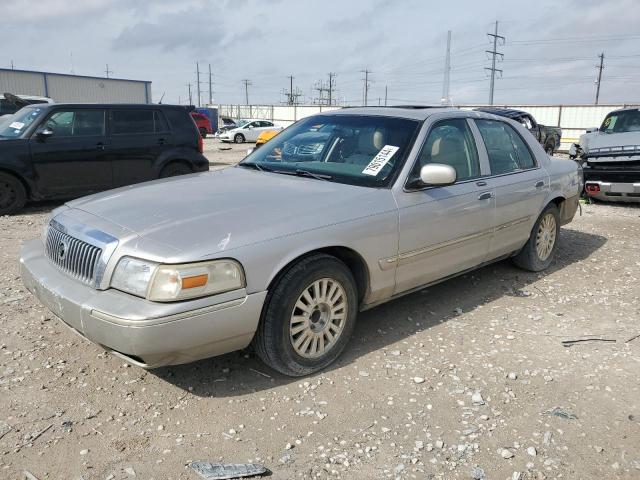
[[20, 107, 582, 376]]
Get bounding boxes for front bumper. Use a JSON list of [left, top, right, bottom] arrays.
[[584, 180, 640, 203], [20, 238, 267, 368]]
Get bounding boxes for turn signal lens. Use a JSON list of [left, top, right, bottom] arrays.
[[182, 274, 209, 289]]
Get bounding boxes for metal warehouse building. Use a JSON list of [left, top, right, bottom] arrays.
[[0, 68, 151, 103]]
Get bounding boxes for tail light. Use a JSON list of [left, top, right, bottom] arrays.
[[585, 183, 600, 194], [198, 133, 204, 153]]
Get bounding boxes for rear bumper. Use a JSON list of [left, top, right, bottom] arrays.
[[20, 238, 267, 368]]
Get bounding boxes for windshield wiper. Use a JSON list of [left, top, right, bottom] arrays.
[[237, 162, 269, 172], [293, 169, 332, 180]]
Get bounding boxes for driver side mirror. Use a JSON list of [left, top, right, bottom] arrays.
[[247, 125, 253, 130], [420, 163, 457, 186], [36, 127, 54, 140]]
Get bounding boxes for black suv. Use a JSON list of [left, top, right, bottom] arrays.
[[0, 103, 209, 214]]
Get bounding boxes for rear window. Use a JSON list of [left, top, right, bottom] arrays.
[[112, 110, 167, 134], [163, 108, 196, 135]]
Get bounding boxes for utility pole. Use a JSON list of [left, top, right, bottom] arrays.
[[485, 21, 504, 106], [441, 30, 452, 105], [595, 52, 605, 105], [361, 69, 371, 106], [208, 64, 213, 105], [384, 85, 388, 106], [287, 75, 295, 105], [187, 83, 193, 105], [196, 62, 201, 107], [10, 60, 14, 70], [105, 64, 112, 78], [328, 72, 336, 106], [242, 79, 251, 105]]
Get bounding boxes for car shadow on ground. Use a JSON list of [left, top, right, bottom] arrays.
[[151, 227, 607, 398]]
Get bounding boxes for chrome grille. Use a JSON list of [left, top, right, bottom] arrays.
[[45, 226, 102, 286]]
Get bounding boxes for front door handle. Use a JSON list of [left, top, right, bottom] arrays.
[[478, 191, 494, 201], [96, 142, 106, 150], [476, 180, 487, 187], [157, 138, 166, 145], [535, 180, 545, 189]]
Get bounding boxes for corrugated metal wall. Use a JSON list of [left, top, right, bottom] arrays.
[[0, 69, 151, 104], [218, 103, 640, 152]]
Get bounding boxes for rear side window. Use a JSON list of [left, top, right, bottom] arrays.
[[112, 110, 155, 134], [475, 119, 536, 175], [163, 108, 195, 135]]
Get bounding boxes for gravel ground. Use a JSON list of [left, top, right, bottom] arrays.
[[0, 172, 639, 479]]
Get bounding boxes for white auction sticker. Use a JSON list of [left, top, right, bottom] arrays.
[[362, 145, 400, 176], [8, 121, 24, 130]]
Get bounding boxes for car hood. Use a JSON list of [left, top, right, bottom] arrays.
[[65, 167, 394, 258]]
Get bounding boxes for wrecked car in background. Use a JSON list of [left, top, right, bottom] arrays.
[[21, 107, 581, 377], [570, 107, 640, 202], [476, 108, 562, 155]]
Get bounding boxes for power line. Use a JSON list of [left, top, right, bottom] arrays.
[[595, 52, 604, 105], [485, 20, 504, 105]]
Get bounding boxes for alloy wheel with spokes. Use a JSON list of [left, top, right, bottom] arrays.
[[535, 213, 557, 261], [290, 278, 347, 359]]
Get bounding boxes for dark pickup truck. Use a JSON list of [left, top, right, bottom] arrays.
[[476, 108, 562, 155], [0, 103, 209, 215]]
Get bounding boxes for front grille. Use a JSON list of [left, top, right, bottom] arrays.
[[45, 226, 103, 286]]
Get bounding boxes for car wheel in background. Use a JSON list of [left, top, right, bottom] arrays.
[[253, 254, 358, 377], [545, 143, 555, 155], [0, 172, 27, 215], [199, 128, 207, 138], [159, 162, 193, 178], [513, 203, 560, 272], [234, 133, 245, 143]]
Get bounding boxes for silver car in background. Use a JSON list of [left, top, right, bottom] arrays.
[[20, 107, 582, 376]]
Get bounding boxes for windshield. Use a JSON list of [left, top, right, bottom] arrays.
[[235, 119, 249, 128], [0, 106, 44, 138], [239, 114, 420, 187], [600, 109, 640, 134]]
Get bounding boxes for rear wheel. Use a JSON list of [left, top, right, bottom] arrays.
[[545, 143, 555, 155], [234, 133, 245, 144], [513, 204, 560, 272], [253, 254, 358, 376], [0, 172, 27, 215], [159, 162, 192, 178]]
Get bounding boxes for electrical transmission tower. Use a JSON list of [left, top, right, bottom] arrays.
[[595, 52, 605, 105], [283, 75, 302, 105], [242, 79, 252, 105], [485, 21, 504, 106], [441, 31, 452, 105], [361, 69, 371, 106]]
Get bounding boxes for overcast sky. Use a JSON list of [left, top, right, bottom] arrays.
[[2, 0, 640, 106]]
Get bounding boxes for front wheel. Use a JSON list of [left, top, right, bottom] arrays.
[[234, 133, 245, 144], [513, 204, 560, 272], [253, 254, 358, 376], [545, 143, 555, 155]]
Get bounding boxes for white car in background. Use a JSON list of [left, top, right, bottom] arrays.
[[218, 119, 283, 143]]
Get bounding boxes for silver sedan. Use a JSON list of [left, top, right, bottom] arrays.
[[21, 107, 582, 376]]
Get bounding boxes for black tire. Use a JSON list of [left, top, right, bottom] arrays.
[[253, 254, 358, 377], [0, 172, 27, 215], [234, 133, 245, 144], [545, 143, 555, 155], [513, 204, 560, 272], [199, 128, 207, 138], [159, 162, 192, 178]]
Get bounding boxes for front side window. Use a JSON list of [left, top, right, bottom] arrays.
[[409, 118, 480, 183], [475, 119, 536, 175], [112, 110, 154, 134], [239, 114, 420, 187], [44, 110, 105, 137]]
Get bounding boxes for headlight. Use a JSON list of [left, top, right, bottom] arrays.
[[110, 257, 245, 302]]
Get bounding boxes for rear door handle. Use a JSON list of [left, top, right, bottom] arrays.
[[476, 181, 487, 187], [535, 180, 545, 189], [478, 191, 494, 201], [96, 142, 106, 150], [157, 138, 166, 145]]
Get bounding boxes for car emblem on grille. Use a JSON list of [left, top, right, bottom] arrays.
[[58, 240, 69, 261]]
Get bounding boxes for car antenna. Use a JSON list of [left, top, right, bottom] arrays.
[[158, 92, 166, 104]]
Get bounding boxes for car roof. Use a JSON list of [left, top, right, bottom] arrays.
[[312, 106, 457, 121], [22, 103, 186, 110]]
